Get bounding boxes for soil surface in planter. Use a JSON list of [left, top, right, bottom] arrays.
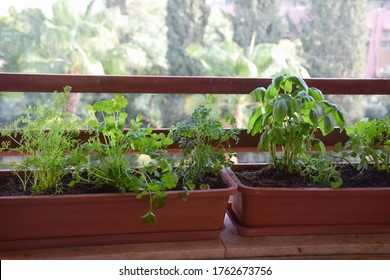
[[234, 165, 390, 189], [0, 173, 228, 196]]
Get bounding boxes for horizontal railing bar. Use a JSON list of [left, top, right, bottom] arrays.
[[0, 73, 389, 95], [0, 128, 348, 156]]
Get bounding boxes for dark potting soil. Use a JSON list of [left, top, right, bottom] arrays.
[[0, 173, 228, 196], [233, 165, 390, 189]]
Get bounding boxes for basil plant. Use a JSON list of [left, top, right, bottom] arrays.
[[247, 74, 345, 175]]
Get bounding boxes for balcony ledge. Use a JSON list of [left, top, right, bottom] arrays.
[[1, 215, 390, 260]]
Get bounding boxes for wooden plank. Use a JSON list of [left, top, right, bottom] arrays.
[[222, 215, 390, 260], [1, 73, 389, 95], [0, 73, 269, 94]]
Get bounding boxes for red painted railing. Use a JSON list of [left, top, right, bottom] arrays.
[[0, 73, 389, 94]]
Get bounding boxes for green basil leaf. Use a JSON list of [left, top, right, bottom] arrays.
[[319, 115, 334, 135], [308, 87, 324, 102], [333, 109, 345, 129], [287, 76, 308, 92], [272, 74, 285, 90], [259, 132, 269, 151], [262, 112, 272, 127], [266, 84, 278, 99], [247, 108, 263, 133], [282, 79, 293, 93], [268, 127, 285, 145], [319, 99, 332, 109], [250, 87, 266, 102], [273, 98, 289, 124], [309, 109, 318, 125]]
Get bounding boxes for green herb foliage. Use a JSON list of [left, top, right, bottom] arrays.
[[248, 74, 345, 175], [171, 95, 239, 191], [344, 117, 390, 174], [79, 94, 178, 223], [1, 86, 82, 194], [303, 144, 343, 189]]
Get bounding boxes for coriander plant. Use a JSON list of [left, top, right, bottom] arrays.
[[303, 149, 343, 189], [0, 86, 82, 194], [171, 95, 239, 191], [343, 116, 390, 174], [247, 74, 345, 176], [79, 94, 178, 223]]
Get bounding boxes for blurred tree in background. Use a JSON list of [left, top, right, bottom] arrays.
[[187, 39, 308, 78], [157, 0, 211, 128], [1, 0, 126, 114], [0, 0, 171, 125], [227, 0, 285, 47], [299, 0, 368, 78], [166, 0, 210, 76], [292, 0, 371, 124], [105, 0, 127, 14]]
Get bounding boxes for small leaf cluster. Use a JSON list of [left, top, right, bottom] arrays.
[[78, 94, 178, 223], [248, 74, 345, 175], [0, 86, 82, 194], [303, 145, 343, 189], [344, 117, 390, 174], [170, 95, 239, 191]]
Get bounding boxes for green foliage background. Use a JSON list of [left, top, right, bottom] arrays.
[[0, 0, 388, 130]]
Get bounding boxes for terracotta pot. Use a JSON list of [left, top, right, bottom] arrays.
[[227, 164, 390, 236], [0, 169, 237, 251]]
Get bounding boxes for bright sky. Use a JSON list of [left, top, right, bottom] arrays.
[[0, 0, 104, 17]]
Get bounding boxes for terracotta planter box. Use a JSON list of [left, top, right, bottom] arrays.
[[226, 164, 390, 236], [0, 169, 236, 251]]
